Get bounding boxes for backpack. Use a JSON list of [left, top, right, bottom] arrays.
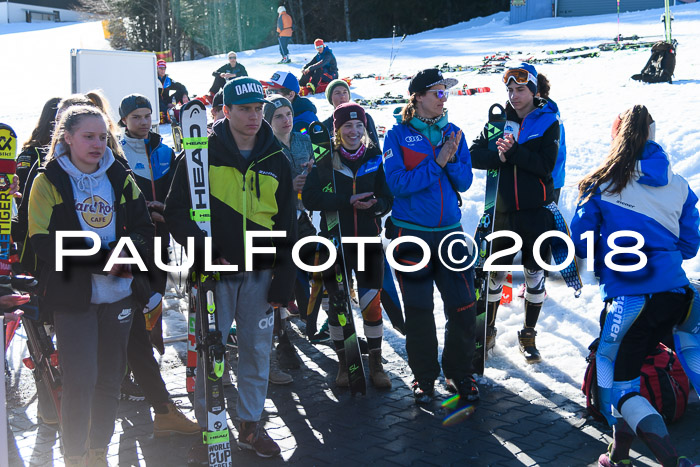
[[582, 339, 689, 423], [631, 40, 677, 84]]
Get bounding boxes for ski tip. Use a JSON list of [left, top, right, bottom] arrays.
[[181, 99, 206, 116], [307, 121, 329, 136]]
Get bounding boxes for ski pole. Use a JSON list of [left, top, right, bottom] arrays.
[[616, 0, 620, 44], [388, 25, 396, 75], [389, 32, 407, 75]]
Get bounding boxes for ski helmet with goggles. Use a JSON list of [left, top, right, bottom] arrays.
[[503, 63, 538, 95]]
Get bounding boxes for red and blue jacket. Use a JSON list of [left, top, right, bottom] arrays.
[[382, 121, 472, 228]]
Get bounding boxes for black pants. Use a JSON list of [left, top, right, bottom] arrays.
[[491, 207, 555, 270], [393, 226, 477, 381], [612, 289, 691, 381], [209, 75, 226, 94], [127, 305, 170, 407], [299, 68, 336, 88]]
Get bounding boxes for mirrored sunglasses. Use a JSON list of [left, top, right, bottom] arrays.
[[427, 89, 449, 99]]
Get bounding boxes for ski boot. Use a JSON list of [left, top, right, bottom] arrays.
[[518, 328, 542, 363]]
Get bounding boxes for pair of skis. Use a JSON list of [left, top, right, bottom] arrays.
[[180, 101, 232, 466]]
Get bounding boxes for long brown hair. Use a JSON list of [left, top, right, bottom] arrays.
[[55, 92, 125, 159], [21, 97, 61, 151], [400, 93, 424, 124], [577, 105, 653, 204], [45, 105, 108, 165]]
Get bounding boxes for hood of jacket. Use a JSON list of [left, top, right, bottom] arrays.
[[292, 95, 318, 116], [636, 140, 671, 188], [542, 98, 560, 115], [56, 142, 115, 187]]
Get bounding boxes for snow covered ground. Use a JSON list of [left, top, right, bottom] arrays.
[[2, 3, 700, 413]]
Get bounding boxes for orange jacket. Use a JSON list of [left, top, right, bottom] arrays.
[[277, 12, 293, 37]]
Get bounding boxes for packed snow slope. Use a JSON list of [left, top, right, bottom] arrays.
[[1, 4, 699, 410]]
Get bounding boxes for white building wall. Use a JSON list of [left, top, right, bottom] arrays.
[[1, 2, 84, 23]]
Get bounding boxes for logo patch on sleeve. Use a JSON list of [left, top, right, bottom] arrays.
[[383, 148, 393, 161]]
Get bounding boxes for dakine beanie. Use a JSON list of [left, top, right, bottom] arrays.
[[263, 95, 294, 124], [325, 79, 350, 105], [333, 102, 366, 130]]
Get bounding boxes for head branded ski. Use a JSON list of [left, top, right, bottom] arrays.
[[180, 100, 232, 467], [308, 121, 366, 395]]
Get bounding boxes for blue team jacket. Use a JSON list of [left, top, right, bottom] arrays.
[[570, 141, 700, 300], [383, 121, 473, 228]]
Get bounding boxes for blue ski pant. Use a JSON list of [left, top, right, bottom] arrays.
[[597, 287, 700, 426], [278, 36, 290, 58], [392, 225, 477, 381], [53, 297, 134, 457], [194, 270, 274, 426]]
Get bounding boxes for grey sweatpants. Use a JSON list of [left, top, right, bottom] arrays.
[[194, 270, 274, 426], [53, 297, 134, 457]]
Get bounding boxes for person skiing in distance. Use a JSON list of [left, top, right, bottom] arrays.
[[208, 51, 248, 99], [323, 79, 380, 147], [382, 69, 478, 404], [27, 105, 154, 467], [570, 105, 700, 467], [536, 73, 566, 204], [266, 70, 318, 132], [165, 77, 297, 462], [469, 63, 559, 363], [299, 39, 339, 94], [276, 6, 293, 64], [302, 102, 393, 389]]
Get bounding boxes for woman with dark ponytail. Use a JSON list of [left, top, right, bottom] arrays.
[[17, 97, 61, 189], [571, 105, 700, 467]]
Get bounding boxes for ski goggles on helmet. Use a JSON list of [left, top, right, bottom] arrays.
[[502, 68, 537, 87]]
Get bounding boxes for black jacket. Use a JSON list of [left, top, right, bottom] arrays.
[[165, 119, 298, 304], [470, 98, 560, 212], [28, 158, 154, 313], [212, 62, 248, 78], [302, 144, 392, 238]]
